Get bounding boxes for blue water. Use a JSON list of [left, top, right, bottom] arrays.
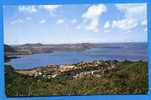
[[8, 43, 147, 69]]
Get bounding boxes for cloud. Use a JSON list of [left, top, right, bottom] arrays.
[[26, 17, 32, 20], [71, 19, 77, 24], [141, 19, 147, 26], [144, 27, 147, 32], [39, 5, 61, 12], [104, 21, 110, 32], [18, 5, 61, 14], [112, 4, 146, 30], [104, 21, 110, 29], [112, 19, 138, 30], [116, 4, 146, 20], [76, 25, 81, 30], [56, 19, 64, 24], [10, 19, 24, 25], [82, 4, 107, 32], [18, 6, 37, 13], [11, 17, 32, 25], [141, 19, 147, 32], [40, 19, 46, 24]]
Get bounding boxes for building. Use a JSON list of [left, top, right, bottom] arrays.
[[59, 65, 77, 72]]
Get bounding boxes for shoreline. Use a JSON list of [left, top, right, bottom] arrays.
[[10, 58, 147, 71], [13, 60, 147, 79]]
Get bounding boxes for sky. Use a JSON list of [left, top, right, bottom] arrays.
[[3, 3, 147, 45]]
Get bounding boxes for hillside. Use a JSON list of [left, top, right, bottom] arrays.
[[5, 60, 148, 96]]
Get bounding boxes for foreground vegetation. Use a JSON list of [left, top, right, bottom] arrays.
[[5, 60, 148, 96]]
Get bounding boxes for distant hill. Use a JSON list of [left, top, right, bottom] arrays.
[[11, 43, 96, 54], [22, 43, 43, 47], [4, 44, 16, 52], [4, 42, 147, 56]]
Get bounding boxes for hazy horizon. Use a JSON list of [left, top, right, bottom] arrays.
[[5, 41, 147, 46]]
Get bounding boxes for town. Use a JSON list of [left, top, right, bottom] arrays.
[[16, 60, 119, 79]]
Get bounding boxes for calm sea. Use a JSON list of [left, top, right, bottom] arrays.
[[7, 43, 147, 69]]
